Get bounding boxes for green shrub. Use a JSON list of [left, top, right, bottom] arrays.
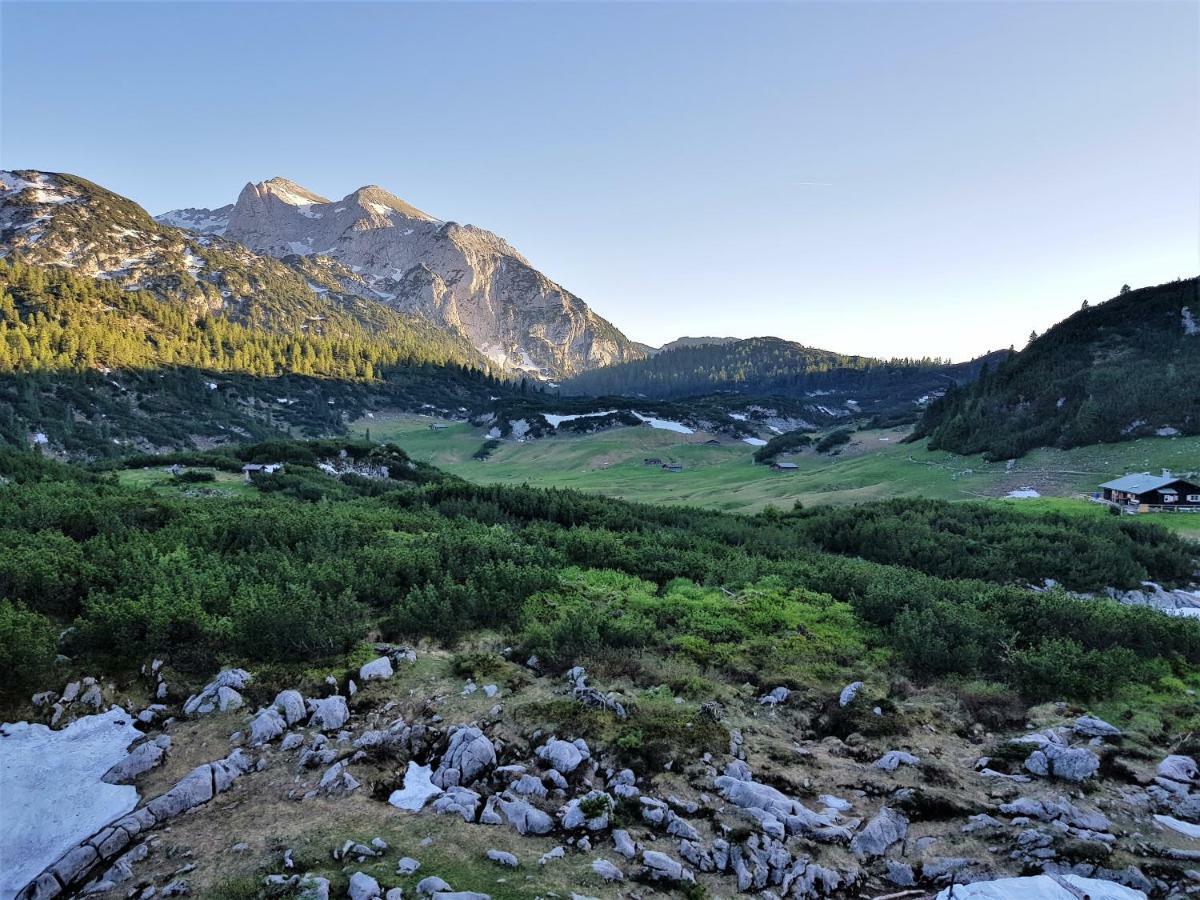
[[0, 600, 58, 696], [1010, 637, 1145, 702]]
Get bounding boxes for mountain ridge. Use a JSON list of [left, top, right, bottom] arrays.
[[160, 176, 641, 378]]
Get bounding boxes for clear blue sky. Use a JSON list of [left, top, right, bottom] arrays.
[[2, 1, 1196, 360]]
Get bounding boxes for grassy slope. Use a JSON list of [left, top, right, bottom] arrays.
[[353, 413, 1200, 539]]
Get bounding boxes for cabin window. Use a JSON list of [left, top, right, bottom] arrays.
[[1162, 494, 1178, 503], [1188, 494, 1200, 502]]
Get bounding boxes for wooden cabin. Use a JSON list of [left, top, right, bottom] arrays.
[[1098, 472, 1200, 512], [772, 462, 799, 472]]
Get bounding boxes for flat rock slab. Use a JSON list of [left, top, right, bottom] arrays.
[[0, 708, 142, 897]]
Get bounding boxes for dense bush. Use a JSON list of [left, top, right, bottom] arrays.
[[0, 439, 1195, 703], [815, 429, 853, 454], [0, 600, 58, 693]]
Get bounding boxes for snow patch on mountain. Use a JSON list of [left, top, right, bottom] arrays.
[[633, 412, 693, 434], [155, 205, 232, 235]]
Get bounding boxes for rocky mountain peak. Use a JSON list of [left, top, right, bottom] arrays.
[[251, 177, 329, 207], [347, 185, 437, 223]]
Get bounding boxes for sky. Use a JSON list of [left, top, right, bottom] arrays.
[[2, 1, 1197, 361]]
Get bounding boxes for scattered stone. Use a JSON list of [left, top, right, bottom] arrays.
[[306, 696, 349, 732], [102, 736, 171, 784], [1074, 716, 1122, 738], [612, 830, 638, 860], [850, 807, 908, 858], [348, 872, 381, 900], [359, 657, 394, 681], [874, 750, 920, 772], [485, 850, 518, 868], [273, 690, 307, 726], [1025, 744, 1100, 782], [538, 847, 565, 865], [248, 707, 286, 746], [498, 795, 554, 834], [758, 686, 790, 706], [182, 669, 251, 717], [415, 877, 451, 896], [838, 681, 864, 707], [433, 727, 496, 788], [641, 850, 693, 884], [432, 786, 481, 822], [395, 858, 421, 875], [591, 859, 624, 882], [536, 738, 590, 775]]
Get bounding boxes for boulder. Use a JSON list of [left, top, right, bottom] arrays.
[[1158, 755, 1198, 785], [612, 830, 637, 859], [248, 707, 286, 746], [538, 847, 565, 865], [758, 686, 790, 706], [641, 850, 693, 884], [1074, 716, 1122, 738], [838, 681, 864, 707], [359, 657, 394, 681], [102, 736, 171, 784], [1025, 744, 1100, 782], [307, 696, 349, 732], [395, 858, 421, 875], [591, 859, 624, 882], [388, 761, 443, 811], [561, 791, 612, 830], [874, 750, 920, 772], [485, 850, 518, 868], [497, 796, 554, 834], [296, 877, 330, 900], [433, 726, 496, 788], [432, 786, 481, 822], [273, 690, 307, 726], [850, 807, 908, 858], [415, 877, 450, 896], [347, 872, 380, 900], [182, 669, 251, 717], [536, 738, 590, 775]]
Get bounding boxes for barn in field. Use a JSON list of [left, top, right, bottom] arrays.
[[1097, 472, 1200, 512]]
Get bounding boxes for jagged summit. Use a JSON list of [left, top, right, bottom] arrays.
[[347, 185, 437, 222], [156, 174, 642, 378], [250, 177, 329, 206]]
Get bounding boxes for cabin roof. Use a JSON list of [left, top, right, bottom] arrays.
[[1099, 473, 1191, 493]]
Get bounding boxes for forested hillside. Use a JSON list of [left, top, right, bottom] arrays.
[[0, 261, 513, 456], [916, 278, 1200, 459], [561, 336, 1003, 422]]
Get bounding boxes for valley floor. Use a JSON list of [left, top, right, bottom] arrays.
[[351, 415, 1200, 540]]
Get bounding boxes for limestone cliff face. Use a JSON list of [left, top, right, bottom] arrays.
[[187, 177, 640, 378]]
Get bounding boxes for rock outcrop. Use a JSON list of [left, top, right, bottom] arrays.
[[162, 177, 643, 379]]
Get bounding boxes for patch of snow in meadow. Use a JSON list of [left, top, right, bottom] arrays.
[[543, 410, 618, 428], [934, 874, 1148, 900], [632, 412, 693, 434], [742, 437, 768, 446], [1006, 488, 1040, 499], [388, 761, 442, 811], [0, 708, 143, 898]]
